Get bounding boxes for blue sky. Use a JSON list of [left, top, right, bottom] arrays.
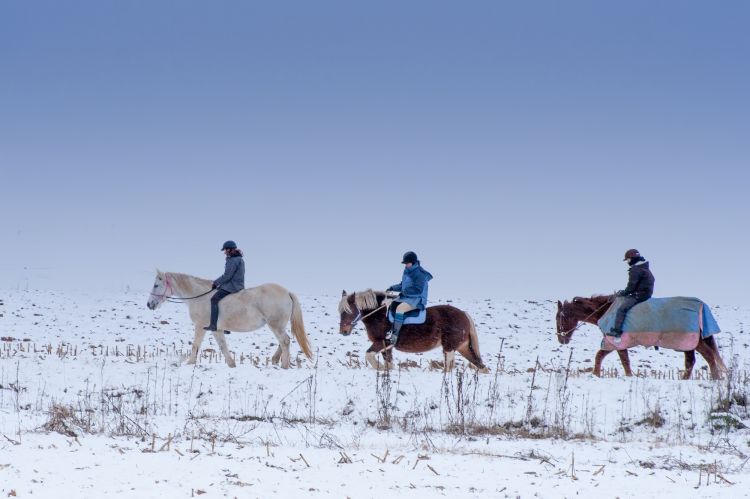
[[1, 1, 748, 304]]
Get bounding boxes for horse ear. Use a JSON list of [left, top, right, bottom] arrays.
[[156, 268, 162, 276], [557, 300, 562, 310], [341, 289, 347, 297]]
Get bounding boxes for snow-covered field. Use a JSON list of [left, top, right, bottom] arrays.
[[2, 290, 749, 498]]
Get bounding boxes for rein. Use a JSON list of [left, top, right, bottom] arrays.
[[348, 303, 388, 328], [165, 289, 215, 303], [558, 299, 613, 339]]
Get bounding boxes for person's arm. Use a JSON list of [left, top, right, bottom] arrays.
[[387, 282, 402, 292], [214, 259, 238, 287], [618, 268, 642, 296]]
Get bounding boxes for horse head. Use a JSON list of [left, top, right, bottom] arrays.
[[556, 295, 614, 344], [338, 289, 382, 335], [338, 290, 359, 336], [147, 270, 170, 310], [556, 299, 578, 344]]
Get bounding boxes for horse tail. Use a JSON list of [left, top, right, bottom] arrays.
[[465, 312, 488, 371], [289, 292, 313, 359], [704, 335, 728, 373]]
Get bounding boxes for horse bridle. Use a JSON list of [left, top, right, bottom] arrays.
[[343, 303, 387, 329]]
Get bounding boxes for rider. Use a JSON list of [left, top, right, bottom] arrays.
[[203, 240, 245, 332], [610, 248, 655, 338], [385, 251, 433, 347]]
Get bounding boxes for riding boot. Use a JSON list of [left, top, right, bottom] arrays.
[[388, 313, 405, 347], [203, 299, 220, 331]]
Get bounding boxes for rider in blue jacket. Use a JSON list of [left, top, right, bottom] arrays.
[[385, 251, 433, 347]]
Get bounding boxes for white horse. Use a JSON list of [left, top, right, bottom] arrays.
[[146, 270, 312, 368]]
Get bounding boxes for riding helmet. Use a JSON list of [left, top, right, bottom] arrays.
[[221, 240, 238, 251], [623, 248, 641, 261], [401, 251, 418, 264]]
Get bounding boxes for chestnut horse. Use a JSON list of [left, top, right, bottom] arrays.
[[338, 289, 488, 372], [556, 295, 726, 379]]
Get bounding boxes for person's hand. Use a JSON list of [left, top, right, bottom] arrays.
[[386, 286, 394, 292], [211, 283, 217, 290]]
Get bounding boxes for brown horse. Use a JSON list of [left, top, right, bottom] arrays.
[[338, 289, 488, 372], [555, 295, 726, 379]]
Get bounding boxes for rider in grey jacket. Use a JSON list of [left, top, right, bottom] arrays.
[[204, 240, 245, 331]]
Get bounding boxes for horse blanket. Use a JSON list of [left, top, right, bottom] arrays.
[[597, 297, 720, 351]]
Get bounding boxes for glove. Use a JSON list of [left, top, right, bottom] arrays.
[[386, 286, 394, 292], [615, 290, 626, 297], [211, 283, 217, 290]]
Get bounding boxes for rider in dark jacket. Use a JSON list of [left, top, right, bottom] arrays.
[[610, 248, 655, 337], [204, 240, 245, 331]]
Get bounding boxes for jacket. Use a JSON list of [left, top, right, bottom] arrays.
[[214, 254, 245, 293], [388, 262, 433, 310], [619, 260, 654, 302]]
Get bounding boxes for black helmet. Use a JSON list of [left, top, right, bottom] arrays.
[[221, 240, 238, 251], [401, 251, 418, 264]]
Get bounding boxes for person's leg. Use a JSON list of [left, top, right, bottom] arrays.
[[205, 289, 231, 331], [611, 296, 638, 335], [387, 302, 415, 346]]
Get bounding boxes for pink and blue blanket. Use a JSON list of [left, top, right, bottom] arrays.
[[596, 297, 720, 351]]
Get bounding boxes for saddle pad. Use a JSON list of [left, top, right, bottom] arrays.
[[388, 308, 427, 325]]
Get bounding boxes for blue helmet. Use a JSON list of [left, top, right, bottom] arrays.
[[221, 240, 238, 251]]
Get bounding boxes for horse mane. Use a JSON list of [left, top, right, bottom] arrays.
[[568, 294, 612, 313], [338, 289, 383, 314], [164, 272, 213, 294]]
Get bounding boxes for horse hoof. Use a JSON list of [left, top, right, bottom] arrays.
[[186, 359, 196, 365], [227, 361, 237, 368]]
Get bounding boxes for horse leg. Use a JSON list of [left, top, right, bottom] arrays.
[[381, 347, 394, 371], [683, 350, 696, 380], [366, 344, 382, 370], [616, 349, 633, 376], [212, 331, 236, 368], [443, 351, 455, 372], [696, 340, 721, 380], [271, 346, 282, 366], [704, 336, 727, 373], [269, 323, 291, 369], [593, 349, 610, 377], [187, 326, 207, 365]]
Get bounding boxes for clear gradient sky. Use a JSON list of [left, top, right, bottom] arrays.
[[1, 1, 748, 304]]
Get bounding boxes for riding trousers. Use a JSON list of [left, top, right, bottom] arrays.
[[209, 289, 232, 327], [395, 302, 416, 315], [613, 296, 646, 331]]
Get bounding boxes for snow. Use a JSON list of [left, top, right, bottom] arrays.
[[1, 290, 749, 498]]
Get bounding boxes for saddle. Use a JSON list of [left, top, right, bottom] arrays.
[[386, 302, 427, 325]]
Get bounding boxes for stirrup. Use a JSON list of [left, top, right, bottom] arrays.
[[203, 325, 217, 331]]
